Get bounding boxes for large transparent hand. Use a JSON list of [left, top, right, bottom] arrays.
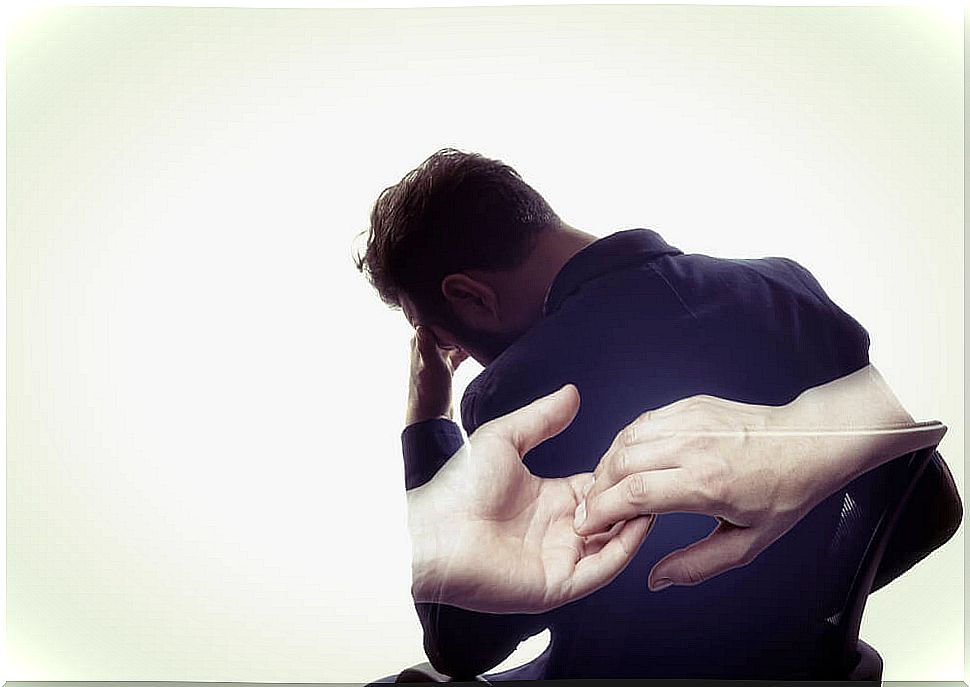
[[575, 366, 947, 592], [408, 384, 655, 614]]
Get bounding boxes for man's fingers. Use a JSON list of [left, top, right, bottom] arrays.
[[568, 515, 656, 602], [647, 520, 760, 590], [576, 468, 715, 536], [414, 326, 442, 361], [588, 435, 683, 504], [480, 384, 581, 457], [577, 520, 626, 556], [447, 347, 469, 372]]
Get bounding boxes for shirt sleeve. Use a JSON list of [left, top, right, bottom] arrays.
[[401, 418, 464, 490]]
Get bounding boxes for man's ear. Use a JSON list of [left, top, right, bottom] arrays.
[[441, 274, 500, 328]]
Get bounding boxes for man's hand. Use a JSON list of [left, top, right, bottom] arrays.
[[406, 326, 468, 425], [574, 370, 946, 592], [408, 384, 655, 613], [575, 395, 816, 591]]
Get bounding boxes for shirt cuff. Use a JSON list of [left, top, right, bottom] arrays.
[[402, 418, 465, 490]]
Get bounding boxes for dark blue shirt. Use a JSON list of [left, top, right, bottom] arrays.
[[400, 229, 958, 679]]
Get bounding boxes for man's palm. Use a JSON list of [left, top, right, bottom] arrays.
[[412, 386, 654, 614]]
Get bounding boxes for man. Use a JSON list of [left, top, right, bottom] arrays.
[[355, 148, 960, 679]]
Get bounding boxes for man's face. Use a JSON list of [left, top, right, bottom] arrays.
[[399, 294, 518, 367], [400, 295, 462, 350]]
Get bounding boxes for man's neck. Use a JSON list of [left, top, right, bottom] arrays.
[[528, 225, 598, 309], [467, 225, 598, 365]]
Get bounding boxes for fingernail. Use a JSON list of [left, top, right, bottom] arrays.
[[650, 578, 674, 591], [573, 501, 587, 529], [581, 475, 595, 498]]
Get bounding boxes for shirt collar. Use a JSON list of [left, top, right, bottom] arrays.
[[543, 228, 682, 316]]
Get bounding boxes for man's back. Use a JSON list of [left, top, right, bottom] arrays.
[[457, 229, 874, 677]]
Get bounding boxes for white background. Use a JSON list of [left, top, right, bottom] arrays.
[[5, 1, 964, 682]]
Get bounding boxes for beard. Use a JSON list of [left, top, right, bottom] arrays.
[[449, 320, 527, 366]]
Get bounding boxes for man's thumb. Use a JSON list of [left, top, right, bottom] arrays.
[[495, 383, 581, 457], [647, 522, 756, 591]]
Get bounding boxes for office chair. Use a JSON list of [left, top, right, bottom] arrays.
[[808, 444, 941, 680], [384, 439, 947, 684]]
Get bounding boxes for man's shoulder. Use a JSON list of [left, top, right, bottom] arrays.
[[459, 349, 556, 434], [654, 251, 823, 301], [460, 251, 870, 432], [649, 251, 861, 326]]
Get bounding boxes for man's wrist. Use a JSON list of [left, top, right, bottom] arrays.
[[406, 393, 453, 425], [768, 366, 927, 505], [783, 365, 914, 429]]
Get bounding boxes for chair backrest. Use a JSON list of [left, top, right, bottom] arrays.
[[809, 444, 939, 678]]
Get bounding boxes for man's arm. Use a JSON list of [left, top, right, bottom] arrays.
[[576, 365, 961, 590], [403, 327, 550, 678], [781, 361, 962, 591]]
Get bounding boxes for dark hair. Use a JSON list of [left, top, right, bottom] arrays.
[[354, 148, 562, 319]]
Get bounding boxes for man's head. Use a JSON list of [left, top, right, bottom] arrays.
[[355, 148, 577, 365]]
